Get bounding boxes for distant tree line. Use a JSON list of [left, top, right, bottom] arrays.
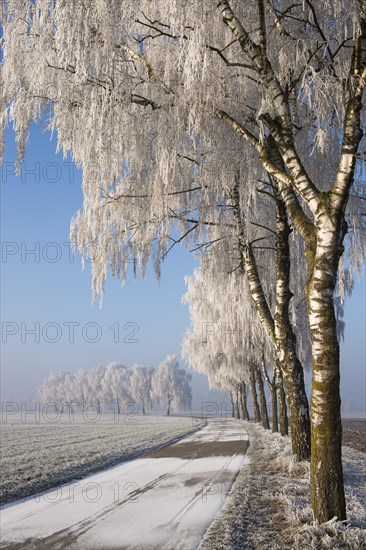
[[38, 355, 192, 416]]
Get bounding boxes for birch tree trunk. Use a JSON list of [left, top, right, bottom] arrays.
[[249, 364, 261, 423], [240, 382, 250, 421], [275, 192, 311, 460], [271, 379, 278, 433], [307, 217, 347, 522], [167, 397, 172, 416], [260, 362, 278, 433], [275, 364, 288, 436], [255, 364, 270, 429], [236, 387, 241, 419], [229, 391, 235, 418]]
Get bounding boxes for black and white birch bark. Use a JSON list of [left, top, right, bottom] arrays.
[[261, 360, 278, 433], [249, 364, 261, 423], [254, 364, 270, 429], [274, 190, 311, 460], [240, 382, 250, 421]]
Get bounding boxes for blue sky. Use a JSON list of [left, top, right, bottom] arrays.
[[1, 124, 365, 413]]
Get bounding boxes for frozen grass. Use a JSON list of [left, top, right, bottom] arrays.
[[200, 422, 366, 550], [0, 413, 203, 505]]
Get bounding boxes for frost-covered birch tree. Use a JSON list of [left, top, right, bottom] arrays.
[[38, 371, 70, 412], [101, 363, 133, 413], [130, 365, 154, 414], [74, 369, 89, 412], [182, 251, 278, 428], [2, 0, 366, 522], [87, 366, 106, 413], [152, 355, 192, 415]]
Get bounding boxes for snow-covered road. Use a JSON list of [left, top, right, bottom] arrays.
[[0, 419, 249, 550]]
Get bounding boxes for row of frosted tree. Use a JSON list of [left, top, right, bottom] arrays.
[[182, 251, 299, 434], [2, 0, 365, 524], [38, 356, 192, 416]]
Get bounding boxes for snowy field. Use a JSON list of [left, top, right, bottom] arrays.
[[0, 412, 203, 505]]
